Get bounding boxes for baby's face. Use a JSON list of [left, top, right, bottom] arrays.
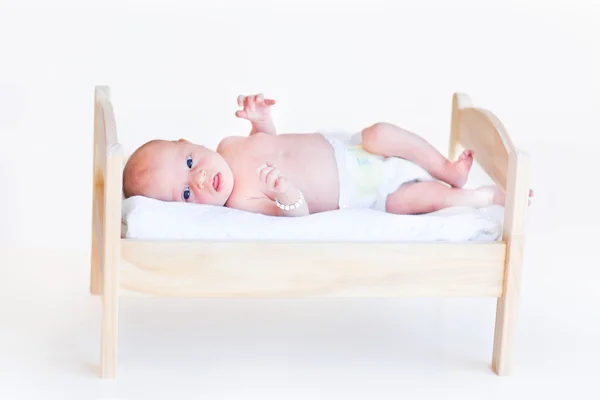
[[134, 139, 234, 206]]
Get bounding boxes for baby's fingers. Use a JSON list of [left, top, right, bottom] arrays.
[[258, 165, 274, 184], [257, 93, 276, 107], [237, 95, 245, 107], [255, 163, 268, 176], [245, 95, 256, 111], [274, 175, 290, 193], [265, 167, 281, 190]]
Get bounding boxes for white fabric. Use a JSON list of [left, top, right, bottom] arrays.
[[122, 195, 505, 242]]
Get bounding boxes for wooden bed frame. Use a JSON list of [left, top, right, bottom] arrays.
[[90, 86, 531, 379]]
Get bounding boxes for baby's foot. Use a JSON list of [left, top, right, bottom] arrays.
[[476, 186, 534, 207], [476, 185, 505, 206], [445, 149, 474, 187]]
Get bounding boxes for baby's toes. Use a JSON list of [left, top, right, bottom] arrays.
[[462, 149, 474, 160]]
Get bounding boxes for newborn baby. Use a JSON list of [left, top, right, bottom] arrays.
[[123, 93, 532, 217]]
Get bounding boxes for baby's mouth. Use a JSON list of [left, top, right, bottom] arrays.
[[213, 173, 221, 191]]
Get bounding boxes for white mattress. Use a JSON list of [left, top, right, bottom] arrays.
[[121, 196, 504, 242]]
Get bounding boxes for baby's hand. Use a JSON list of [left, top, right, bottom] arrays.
[[256, 162, 290, 194], [236, 93, 276, 123]]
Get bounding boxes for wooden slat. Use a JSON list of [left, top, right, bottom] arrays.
[[94, 88, 107, 183], [101, 143, 124, 379], [91, 85, 120, 296], [98, 94, 118, 147], [90, 183, 104, 295], [448, 93, 471, 161], [94, 86, 119, 180], [119, 241, 507, 298], [95, 84, 124, 379], [90, 87, 104, 295], [492, 150, 531, 375]]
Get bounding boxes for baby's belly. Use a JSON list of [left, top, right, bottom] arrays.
[[275, 134, 340, 213]]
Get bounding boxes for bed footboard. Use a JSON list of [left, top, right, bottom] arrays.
[[449, 93, 531, 375]]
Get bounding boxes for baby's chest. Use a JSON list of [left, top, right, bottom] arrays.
[[227, 140, 275, 173]]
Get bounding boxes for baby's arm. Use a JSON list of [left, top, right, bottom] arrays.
[[250, 118, 277, 136], [236, 93, 277, 135], [237, 191, 308, 217]]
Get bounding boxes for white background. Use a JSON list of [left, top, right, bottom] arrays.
[[0, 0, 598, 398]]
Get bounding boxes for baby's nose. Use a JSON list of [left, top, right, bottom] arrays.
[[193, 169, 208, 189]]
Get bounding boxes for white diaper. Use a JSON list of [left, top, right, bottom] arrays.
[[324, 132, 436, 212]]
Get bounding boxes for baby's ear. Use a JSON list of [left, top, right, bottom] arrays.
[[177, 138, 191, 144]]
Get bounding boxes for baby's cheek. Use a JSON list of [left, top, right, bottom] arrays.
[[142, 182, 158, 197], [193, 189, 210, 204]]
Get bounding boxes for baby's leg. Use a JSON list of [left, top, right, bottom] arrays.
[[361, 122, 473, 188], [385, 181, 507, 215]]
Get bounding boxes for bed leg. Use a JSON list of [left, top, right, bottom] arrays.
[[90, 187, 103, 295], [100, 142, 123, 379], [100, 233, 119, 379], [491, 237, 524, 375], [492, 151, 529, 376], [90, 231, 102, 295]]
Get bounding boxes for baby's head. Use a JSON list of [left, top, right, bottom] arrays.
[[123, 138, 234, 206]]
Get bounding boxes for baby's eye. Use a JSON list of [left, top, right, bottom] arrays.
[[183, 187, 191, 201], [186, 155, 193, 169]]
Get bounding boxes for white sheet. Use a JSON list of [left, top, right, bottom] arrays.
[[122, 196, 504, 242]]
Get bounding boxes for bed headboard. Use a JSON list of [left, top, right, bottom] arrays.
[[90, 86, 124, 295], [449, 93, 517, 191]]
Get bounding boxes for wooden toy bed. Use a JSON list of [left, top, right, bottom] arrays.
[[90, 86, 531, 379]]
